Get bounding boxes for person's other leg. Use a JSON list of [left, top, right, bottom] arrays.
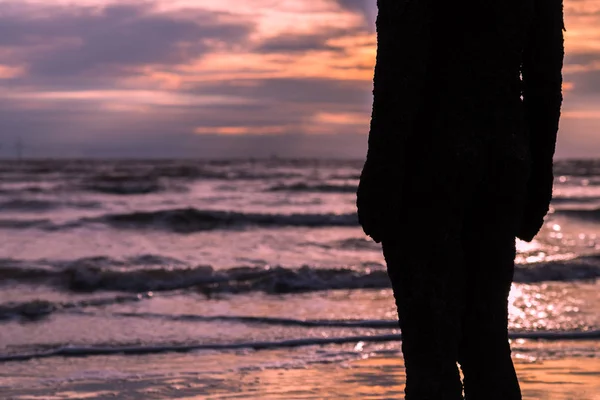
[[458, 222, 521, 399], [382, 210, 466, 400], [458, 156, 526, 400], [380, 130, 489, 399]]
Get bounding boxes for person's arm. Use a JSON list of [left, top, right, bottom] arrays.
[[517, 0, 565, 242], [357, 0, 433, 243]]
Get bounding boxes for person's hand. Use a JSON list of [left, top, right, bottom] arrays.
[[356, 159, 402, 243], [516, 165, 554, 242]]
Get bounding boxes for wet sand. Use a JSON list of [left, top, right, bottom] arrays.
[[2, 352, 599, 399], [211, 356, 600, 399]]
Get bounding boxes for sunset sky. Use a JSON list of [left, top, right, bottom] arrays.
[[0, 0, 598, 158]]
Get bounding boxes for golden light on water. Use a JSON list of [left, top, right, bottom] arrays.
[[508, 283, 594, 332]]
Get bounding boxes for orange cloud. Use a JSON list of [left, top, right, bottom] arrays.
[[1, 0, 599, 158], [313, 111, 368, 125], [194, 126, 288, 135], [563, 81, 574, 92], [0, 65, 24, 79], [562, 110, 600, 119]]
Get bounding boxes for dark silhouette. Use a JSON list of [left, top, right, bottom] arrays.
[[357, 0, 564, 399]]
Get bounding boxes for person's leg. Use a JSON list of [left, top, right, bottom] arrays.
[[380, 132, 489, 399], [458, 225, 521, 399], [382, 212, 466, 400], [458, 156, 526, 400]]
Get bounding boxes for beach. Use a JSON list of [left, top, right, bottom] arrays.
[[0, 158, 599, 398], [1, 348, 599, 399]]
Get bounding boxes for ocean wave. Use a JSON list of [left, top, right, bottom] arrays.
[[1, 330, 598, 363], [0, 160, 363, 187], [551, 196, 600, 205], [92, 208, 358, 232], [0, 299, 57, 320], [80, 174, 167, 195], [553, 208, 600, 221], [1, 256, 599, 294], [105, 312, 400, 329], [0, 218, 54, 229], [139, 162, 307, 181], [268, 183, 357, 193], [0, 254, 187, 285], [0, 199, 57, 212], [301, 237, 379, 251], [65, 163, 307, 183], [334, 238, 379, 250], [0, 208, 358, 232], [0, 294, 151, 321], [554, 159, 600, 177], [0, 199, 100, 212], [0, 254, 186, 280], [0, 263, 389, 293], [66, 265, 387, 293], [52, 254, 186, 270], [328, 173, 360, 180], [145, 164, 219, 180], [0, 184, 67, 195]]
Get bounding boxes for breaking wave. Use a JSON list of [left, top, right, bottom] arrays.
[[0, 218, 54, 229], [553, 208, 600, 221], [103, 312, 400, 328], [4, 204, 598, 235], [91, 208, 359, 232], [551, 196, 600, 205], [0, 294, 152, 321], [1, 255, 599, 294], [0, 199, 58, 211], [268, 183, 357, 193], [0, 208, 359, 232], [1, 264, 389, 293], [0, 199, 100, 212], [1, 330, 598, 363], [77, 172, 191, 195], [554, 159, 600, 177], [81, 181, 165, 195]]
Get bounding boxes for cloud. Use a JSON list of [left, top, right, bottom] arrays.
[[564, 52, 600, 95], [255, 31, 348, 54], [0, 75, 372, 152], [195, 77, 370, 106], [0, 0, 598, 159], [333, 0, 376, 30], [0, 2, 252, 78], [0, 1, 373, 157], [334, 0, 369, 14], [182, 77, 372, 136], [568, 69, 600, 94]]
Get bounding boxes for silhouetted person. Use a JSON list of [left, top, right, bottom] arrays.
[[357, 0, 564, 399]]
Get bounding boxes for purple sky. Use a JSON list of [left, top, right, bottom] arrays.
[[0, 0, 598, 159]]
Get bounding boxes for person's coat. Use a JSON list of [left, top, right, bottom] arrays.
[[356, 0, 565, 243]]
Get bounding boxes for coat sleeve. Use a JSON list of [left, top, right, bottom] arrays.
[[517, 0, 565, 242], [356, 0, 434, 243]]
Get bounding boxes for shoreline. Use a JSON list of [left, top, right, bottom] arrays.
[[2, 350, 598, 399]]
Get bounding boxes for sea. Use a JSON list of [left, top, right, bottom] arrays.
[[0, 158, 598, 396]]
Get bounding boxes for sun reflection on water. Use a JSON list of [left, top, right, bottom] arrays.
[[507, 283, 597, 332]]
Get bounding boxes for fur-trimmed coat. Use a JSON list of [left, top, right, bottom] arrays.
[[357, 0, 564, 243]]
